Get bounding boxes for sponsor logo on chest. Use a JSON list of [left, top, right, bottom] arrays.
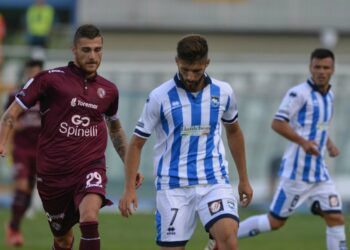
[[71, 97, 98, 110]]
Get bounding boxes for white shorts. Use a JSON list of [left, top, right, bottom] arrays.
[[155, 184, 239, 247], [270, 177, 342, 219]]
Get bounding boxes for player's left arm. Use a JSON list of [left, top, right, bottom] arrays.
[[106, 117, 144, 188], [106, 117, 128, 161], [224, 121, 253, 207], [0, 101, 25, 156], [326, 137, 340, 157]]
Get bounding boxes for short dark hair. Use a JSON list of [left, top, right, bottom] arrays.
[[310, 48, 335, 61], [73, 24, 102, 44], [25, 59, 44, 69], [177, 34, 208, 62]]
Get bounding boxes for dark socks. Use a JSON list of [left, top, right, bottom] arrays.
[[79, 221, 100, 250], [10, 190, 31, 230]]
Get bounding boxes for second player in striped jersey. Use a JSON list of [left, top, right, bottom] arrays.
[[235, 48, 347, 250]]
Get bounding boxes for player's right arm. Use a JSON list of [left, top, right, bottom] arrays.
[[271, 119, 319, 156], [0, 101, 25, 156], [273, 87, 319, 156], [118, 135, 147, 217]]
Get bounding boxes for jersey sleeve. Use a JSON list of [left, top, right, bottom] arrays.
[[274, 88, 304, 122], [221, 87, 238, 124], [134, 93, 161, 139], [104, 87, 119, 120], [15, 73, 47, 110]]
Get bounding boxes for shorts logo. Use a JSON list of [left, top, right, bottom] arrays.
[[288, 195, 300, 212], [329, 195, 339, 207], [227, 200, 235, 210], [45, 212, 65, 222], [167, 226, 176, 235], [208, 199, 224, 215], [51, 222, 62, 231]]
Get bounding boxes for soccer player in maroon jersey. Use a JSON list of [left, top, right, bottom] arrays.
[[4, 59, 43, 247], [0, 24, 143, 250]]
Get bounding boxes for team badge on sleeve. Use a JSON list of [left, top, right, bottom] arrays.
[[208, 199, 224, 215]]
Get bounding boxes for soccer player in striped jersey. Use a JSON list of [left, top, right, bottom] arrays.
[[119, 34, 253, 250], [236, 48, 347, 250]]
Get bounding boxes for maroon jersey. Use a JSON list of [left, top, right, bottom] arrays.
[[6, 92, 41, 153], [15, 62, 119, 189]]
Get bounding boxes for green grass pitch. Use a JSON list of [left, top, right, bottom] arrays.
[[0, 209, 349, 249]]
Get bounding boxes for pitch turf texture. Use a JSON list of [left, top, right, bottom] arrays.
[[0, 210, 349, 249]]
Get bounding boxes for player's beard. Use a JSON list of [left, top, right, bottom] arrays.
[[82, 61, 100, 78], [180, 73, 205, 92]]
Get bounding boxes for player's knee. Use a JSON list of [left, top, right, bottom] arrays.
[[324, 213, 345, 226], [268, 215, 286, 230], [216, 233, 238, 250], [55, 234, 74, 248], [79, 211, 98, 223], [79, 205, 99, 222]]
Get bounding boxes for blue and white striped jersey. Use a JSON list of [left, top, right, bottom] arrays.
[[274, 79, 334, 182], [134, 74, 238, 190]]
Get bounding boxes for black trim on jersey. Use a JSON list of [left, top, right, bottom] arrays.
[[269, 211, 288, 221], [274, 115, 289, 122], [134, 129, 151, 138], [306, 78, 331, 95], [157, 240, 188, 247], [221, 113, 238, 124], [205, 214, 239, 232], [173, 73, 212, 90]]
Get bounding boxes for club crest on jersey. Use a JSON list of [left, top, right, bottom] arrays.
[[211, 96, 219, 107], [208, 199, 224, 215], [97, 88, 106, 98]]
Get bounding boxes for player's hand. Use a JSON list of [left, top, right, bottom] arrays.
[[118, 188, 138, 218], [0, 145, 7, 157], [301, 140, 320, 156], [135, 172, 144, 189], [238, 180, 253, 207], [327, 144, 340, 158]]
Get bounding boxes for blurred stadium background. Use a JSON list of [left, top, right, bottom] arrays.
[[1, 0, 350, 215]]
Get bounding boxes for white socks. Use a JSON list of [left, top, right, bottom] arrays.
[[326, 225, 347, 250], [238, 214, 271, 238]]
